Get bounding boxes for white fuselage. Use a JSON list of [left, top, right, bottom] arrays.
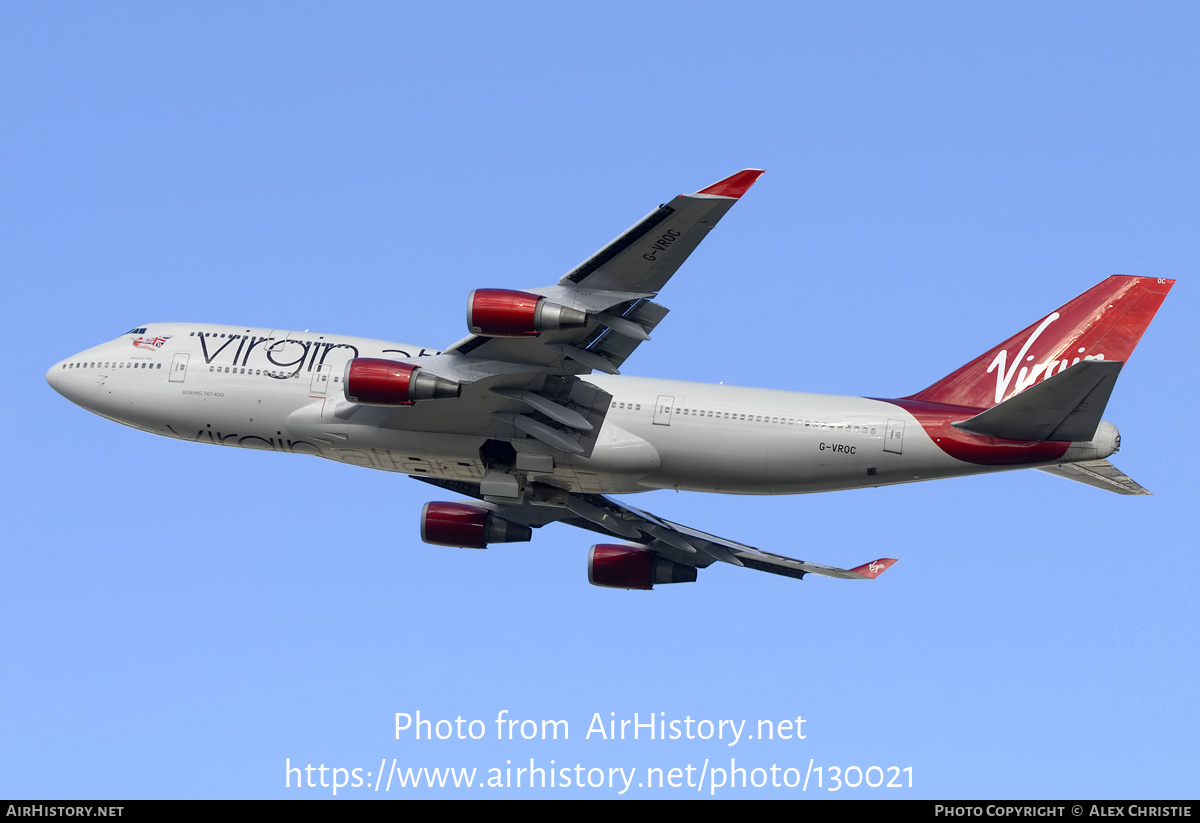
[[47, 323, 1116, 497]]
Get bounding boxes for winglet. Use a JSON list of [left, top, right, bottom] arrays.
[[848, 558, 898, 579], [696, 169, 765, 199]]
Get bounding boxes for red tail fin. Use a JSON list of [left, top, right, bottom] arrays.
[[907, 276, 1173, 409]]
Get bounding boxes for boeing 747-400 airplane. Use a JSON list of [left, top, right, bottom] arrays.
[[46, 170, 1173, 589]]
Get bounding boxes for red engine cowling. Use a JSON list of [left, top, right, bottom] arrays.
[[467, 289, 587, 337], [420, 502, 533, 549], [344, 358, 460, 406], [587, 544, 699, 590]]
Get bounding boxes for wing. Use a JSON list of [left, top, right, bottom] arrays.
[[333, 170, 766, 458], [446, 167, 765, 366], [416, 476, 898, 589]]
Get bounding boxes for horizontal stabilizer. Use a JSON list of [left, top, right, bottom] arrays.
[[1037, 459, 1151, 495], [953, 360, 1122, 442]]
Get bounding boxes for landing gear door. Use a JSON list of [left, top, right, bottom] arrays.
[[169, 353, 190, 384], [653, 395, 675, 426]]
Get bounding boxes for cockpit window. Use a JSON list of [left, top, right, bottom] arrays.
[[125, 327, 147, 335]]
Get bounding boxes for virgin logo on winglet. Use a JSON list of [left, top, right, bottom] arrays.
[[849, 558, 897, 579]]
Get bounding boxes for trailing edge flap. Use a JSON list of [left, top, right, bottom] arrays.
[[952, 360, 1123, 442], [1037, 459, 1151, 496]]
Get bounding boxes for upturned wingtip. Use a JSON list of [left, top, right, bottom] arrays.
[[695, 169, 765, 199]]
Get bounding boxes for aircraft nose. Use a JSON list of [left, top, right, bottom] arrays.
[[46, 361, 63, 393]]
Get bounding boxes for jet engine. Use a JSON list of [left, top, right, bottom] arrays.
[[420, 502, 533, 549], [344, 358, 460, 406], [467, 289, 587, 337], [587, 544, 698, 590]]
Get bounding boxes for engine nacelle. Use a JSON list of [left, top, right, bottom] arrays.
[[344, 358, 460, 406], [467, 289, 588, 337], [420, 502, 533, 549], [587, 544, 699, 590]]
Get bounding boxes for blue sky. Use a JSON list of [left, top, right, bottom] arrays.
[[3, 2, 1197, 799]]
